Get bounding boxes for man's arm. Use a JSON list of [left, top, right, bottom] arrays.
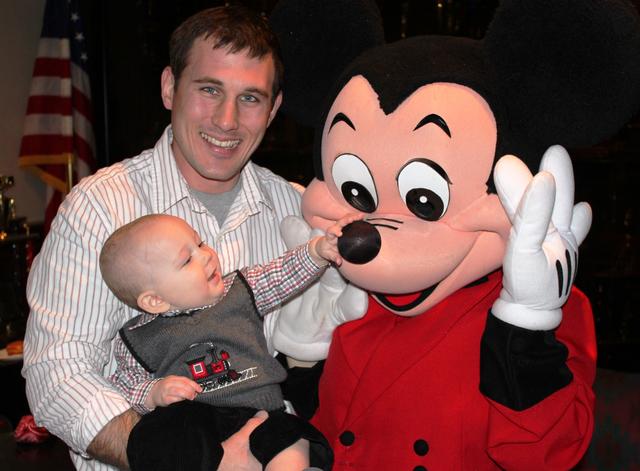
[[87, 409, 140, 470], [23, 188, 134, 457]]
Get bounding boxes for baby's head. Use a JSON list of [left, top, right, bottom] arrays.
[[100, 214, 225, 313]]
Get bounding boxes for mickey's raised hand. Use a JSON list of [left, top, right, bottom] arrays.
[[492, 145, 592, 330]]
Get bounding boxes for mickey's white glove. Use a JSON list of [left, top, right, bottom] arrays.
[[271, 216, 368, 361], [492, 145, 592, 331]]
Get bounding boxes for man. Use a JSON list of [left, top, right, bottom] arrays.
[[23, 6, 310, 470]]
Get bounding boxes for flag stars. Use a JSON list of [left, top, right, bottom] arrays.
[[71, 12, 80, 22], [80, 52, 88, 62], [75, 32, 85, 42]]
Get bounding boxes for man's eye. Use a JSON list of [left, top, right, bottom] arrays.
[[240, 95, 258, 103], [202, 87, 219, 95], [183, 256, 192, 266], [198, 241, 204, 248]]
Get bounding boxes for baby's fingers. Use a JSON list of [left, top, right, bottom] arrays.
[[330, 213, 364, 237], [340, 213, 364, 227]]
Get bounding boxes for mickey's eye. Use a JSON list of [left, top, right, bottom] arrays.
[[397, 160, 450, 221], [331, 153, 378, 213]]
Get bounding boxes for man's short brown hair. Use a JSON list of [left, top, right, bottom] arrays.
[[169, 5, 284, 99]]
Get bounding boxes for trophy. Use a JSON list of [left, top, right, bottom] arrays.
[[0, 175, 15, 239]]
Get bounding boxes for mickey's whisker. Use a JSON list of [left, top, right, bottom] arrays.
[[365, 217, 404, 224], [371, 223, 398, 231]]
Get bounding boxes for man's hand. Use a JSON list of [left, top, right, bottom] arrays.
[[218, 410, 268, 471], [492, 145, 592, 330], [146, 375, 202, 410], [271, 216, 368, 361]]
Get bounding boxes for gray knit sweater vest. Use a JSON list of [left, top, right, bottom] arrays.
[[119, 272, 287, 411]]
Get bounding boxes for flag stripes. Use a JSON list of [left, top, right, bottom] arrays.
[[18, 0, 96, 231]]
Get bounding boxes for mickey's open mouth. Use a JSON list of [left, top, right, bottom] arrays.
[[372, 276, 490, 311], [373, 283, 438, 312]]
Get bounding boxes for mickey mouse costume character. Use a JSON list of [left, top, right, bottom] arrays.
[[269, 0, 640, 469]]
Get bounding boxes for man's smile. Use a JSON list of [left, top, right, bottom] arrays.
[[199, 131, 240, 149]]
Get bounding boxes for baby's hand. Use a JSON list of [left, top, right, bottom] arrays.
[[311, 213, 363, 266], [145, 375, 203, 410]]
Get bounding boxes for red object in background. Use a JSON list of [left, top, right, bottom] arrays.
[[13, 415, 50, 444]]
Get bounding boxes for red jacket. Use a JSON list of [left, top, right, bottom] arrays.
[[312, 271, 596, 470]]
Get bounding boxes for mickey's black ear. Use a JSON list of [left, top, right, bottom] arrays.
[[484, 0, 640, 154], [270, 0, 385, 127]]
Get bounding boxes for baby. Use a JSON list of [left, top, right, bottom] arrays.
[[100, 213, 359, 471]]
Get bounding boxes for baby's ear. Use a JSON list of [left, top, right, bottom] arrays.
[[137, 291, 170, 314]]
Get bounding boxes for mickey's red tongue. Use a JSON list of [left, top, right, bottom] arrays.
[[375, 284, 438, 312], [382, 291, 422, 305]]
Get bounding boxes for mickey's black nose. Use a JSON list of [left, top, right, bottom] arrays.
[[337, 220, 381, 265]]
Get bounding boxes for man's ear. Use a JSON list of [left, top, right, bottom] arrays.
[[267, 92, 283, 127], [137, 290, 171, 314], [160, 66, 175, 111]]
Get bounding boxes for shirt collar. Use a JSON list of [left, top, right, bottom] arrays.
[[149, 126, 192, 214], [237, 160, 275, 215], [149, 125, 275, 215]]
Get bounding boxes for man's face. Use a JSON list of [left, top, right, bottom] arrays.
[[161, 38, 282, 193], [138, 215, 225, 311]]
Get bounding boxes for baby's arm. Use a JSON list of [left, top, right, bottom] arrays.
[[108, 333, 161, 415], [110, 330, 201, 413], [145, 376, 202, 410], [242, 213, 362, 316], [308, 213, 363, 266]]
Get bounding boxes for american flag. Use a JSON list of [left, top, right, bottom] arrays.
[[18, 0, 96, 232]]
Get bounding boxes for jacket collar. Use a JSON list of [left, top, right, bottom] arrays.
[[341, 271, 503, 425]]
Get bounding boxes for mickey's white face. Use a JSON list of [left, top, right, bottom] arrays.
[[302, 76, 511, 316]]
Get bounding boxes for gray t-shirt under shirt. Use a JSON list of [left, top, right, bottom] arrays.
[[189, 181, 242, 227]]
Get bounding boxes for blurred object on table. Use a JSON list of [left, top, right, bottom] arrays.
[[14, 415, 50, 445], [0, 175, 16, 240], [0, 176, 42, 347]]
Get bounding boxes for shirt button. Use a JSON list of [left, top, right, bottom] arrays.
[[339, 430, 355, 446], [413, 438, 429, 456], [413, 466, 428, 471]]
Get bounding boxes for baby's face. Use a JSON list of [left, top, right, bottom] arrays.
[[140, 216, 225, 310]]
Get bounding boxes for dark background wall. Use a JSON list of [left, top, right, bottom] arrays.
[[82, 0, 502, 175], [79, 0, 638, 371]]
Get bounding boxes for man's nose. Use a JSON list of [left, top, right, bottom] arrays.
[[213, 98, 239, 131]]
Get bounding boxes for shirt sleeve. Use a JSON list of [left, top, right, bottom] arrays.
[[108, 328, 159, 415], [242, 242, 324, 316], [22, 189, 132, 454]]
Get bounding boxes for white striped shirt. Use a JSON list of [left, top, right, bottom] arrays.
[[22, 126, 302, 470]]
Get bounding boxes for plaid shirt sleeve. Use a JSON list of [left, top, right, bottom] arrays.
[[241, 242, 325, 316], [108, 323, 160, 415]]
